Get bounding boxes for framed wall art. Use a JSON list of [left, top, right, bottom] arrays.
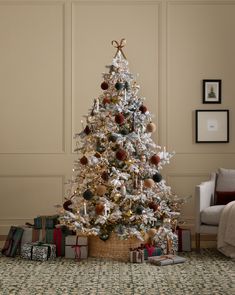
[[203, 79, 221, 104], [195, 110, 229, 143]]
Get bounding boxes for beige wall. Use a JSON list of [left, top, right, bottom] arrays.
[[0, 0, 235, 237]]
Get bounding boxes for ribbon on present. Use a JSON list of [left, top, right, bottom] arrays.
[[71, 236, 81, 261], [176, 227, 183, 252], [145, 244, 155, 257], [130, 247, 144, 263], [53, 228, 62, 257]]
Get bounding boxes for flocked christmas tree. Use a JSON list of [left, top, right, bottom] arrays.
[[59, 39, 181, 254]]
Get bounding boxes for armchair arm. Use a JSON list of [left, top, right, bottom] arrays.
[[195, 173, 216, 232]]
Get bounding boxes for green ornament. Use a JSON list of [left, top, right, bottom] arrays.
[[115, 82, 124, 91]]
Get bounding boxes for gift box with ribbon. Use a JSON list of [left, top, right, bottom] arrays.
[[65, 235, 88, 260], [129, 247, 144, 263], [176, 227, 191, 252], [148, 254, 186, 266]]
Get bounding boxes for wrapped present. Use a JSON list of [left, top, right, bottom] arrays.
[[34, 215, 58, 229], [21, 227, 34, 247], [144, 244, 162, 260], [53, 227, 74, 257], [65, 235, 88, 260], [176, 227, 191, 252], [148, 254, 186, 266], [129, 247, 144, 263], [1, 226, 24, 257], [21, 242, 56, 261]]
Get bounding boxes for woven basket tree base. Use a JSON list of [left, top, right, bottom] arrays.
[[88, 233, 142, 262]]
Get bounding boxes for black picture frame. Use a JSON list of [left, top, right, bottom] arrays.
[[195, 110, 229, 143], [203, 79, 221, 104]]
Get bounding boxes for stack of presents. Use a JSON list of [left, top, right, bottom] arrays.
[[1, 215, 88, 262], [1, 216, 191, 265]]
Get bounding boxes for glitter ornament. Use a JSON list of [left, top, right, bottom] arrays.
[[108, 134, 118, 142], [95, 203, 104, 215], [150, 154, 161, 165], [96, 145, 106, 153], [96, 185, 107, 196], [149, 201, 158, 211], [146, 122, 157, 133], [99, 233, 109, 241], [152, 173, 162, 183], [101, 171, 109, 181], [101, 81, 109, 90], [103, 97, 111, 104], [116, 149, 127, 161], [136, 206, 144, 215], [115, 113, 125, 125], [120, 126, 130, 135], [63, 200, 73, 212], [139, 105, 147, 114], [115, 82, 124, 90], [80, 156, 88, 165], [83, 189, 93, 200], [144, 178, 155, 188], [126, 209, 133, 217], [114, 192, 121, 201]]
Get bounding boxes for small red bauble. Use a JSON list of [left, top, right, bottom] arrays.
[[103, 97, 111, 104], [80, 156, 88, 165], [149, 201, 158, 211], [101, 81, 109, 90], [116, 149, 127, 161], [139, 105, 147, 113], [115, 113, 125, 125], [150, 154, 161, 165], [95, 203, 104, 215]]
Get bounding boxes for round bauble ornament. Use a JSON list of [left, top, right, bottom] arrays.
[[101, 171, 109, 181], [126, 209, 133, 217], [120, 126, 130, 135], [139, 105, 147, 114], [152, 173, 162, 183], [83, 189, 93, 200], [114, 192, 121, 201], [136, 206, 144, 215], [115, 82, 124, 91], [63, 200, 73, 212], [111, 96, 120, 104], [103, 97, 111, 104], [146, 122, 157, 133], [115, 113, 125, 125], [96, 185, 107, 196], [80, 156, 88, 165], [99, 233, 110, 241], [149, 201, 158, 211], [94, 152, 101, 158], [148, 228, 157, 238], [116, 149, 127, 161], [101, 81, 109, 90], [150, 154, 161, 165], [144, 178, 155, 188], [108, 133, 118, 142], [140, 155, 147, 162], [84, 125, 91, 135], [96, 145, 106, 153], [95, 203, 104, 215]]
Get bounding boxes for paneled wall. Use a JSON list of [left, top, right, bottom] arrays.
[[0, 0, 235, 238]]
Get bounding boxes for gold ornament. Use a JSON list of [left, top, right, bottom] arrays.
[[96, 185, 107, 196], [114, 192, 121, 201], [147, 228, 157, 238], [146, 122, 157, 133], [126, 209, 133, 217], [144, 178, 155, 188]]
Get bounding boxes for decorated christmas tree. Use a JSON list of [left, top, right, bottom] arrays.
[[59, 39, 181, 254]]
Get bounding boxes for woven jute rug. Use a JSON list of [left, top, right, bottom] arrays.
[[0, 249, 234, 295]]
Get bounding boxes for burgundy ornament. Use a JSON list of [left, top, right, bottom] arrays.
[[84, 125, 91, 135], [116, 149, 127, 161], [150, 154, 161, 165], [149, 201, 158, 212], [101, 81, 109, 90], [63, 200, 73, 212], [103, 97, 111, 104], [101, 171, 109, 181], [115, 113, 125, 125], [139, 105, 147, 114], [80, 156, 88, 165]]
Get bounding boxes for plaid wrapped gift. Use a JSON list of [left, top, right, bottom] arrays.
[[144, 244, 162, 260], [129, 247, 144, 263], [148, 254, 186, 266], [21, 242, 56, 261]]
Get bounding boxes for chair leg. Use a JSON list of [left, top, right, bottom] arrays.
[[195, 233, 200, 252]]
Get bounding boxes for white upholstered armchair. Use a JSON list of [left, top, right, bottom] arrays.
[[195, 168, 235, 250]]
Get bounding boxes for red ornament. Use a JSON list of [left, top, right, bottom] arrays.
[[116, 149, 127, 161], [80, 156, 88, 165], [150, 154, 161, 165], [101, 81, 109, 90], [103, 97, 111, 104], [63, 200, 73, 212], [139, 105, 147, 114], [115, 113, 125, 125], [95, 203, 104, 215], [84, 125, 91, 135], [149, 201, 158, 211]]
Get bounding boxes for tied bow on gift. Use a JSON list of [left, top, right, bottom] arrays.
[[71, 236, 81, 261], [145, 244, 155, 257]]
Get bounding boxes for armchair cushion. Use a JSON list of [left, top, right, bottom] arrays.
[[201, 205, 225, 226]]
